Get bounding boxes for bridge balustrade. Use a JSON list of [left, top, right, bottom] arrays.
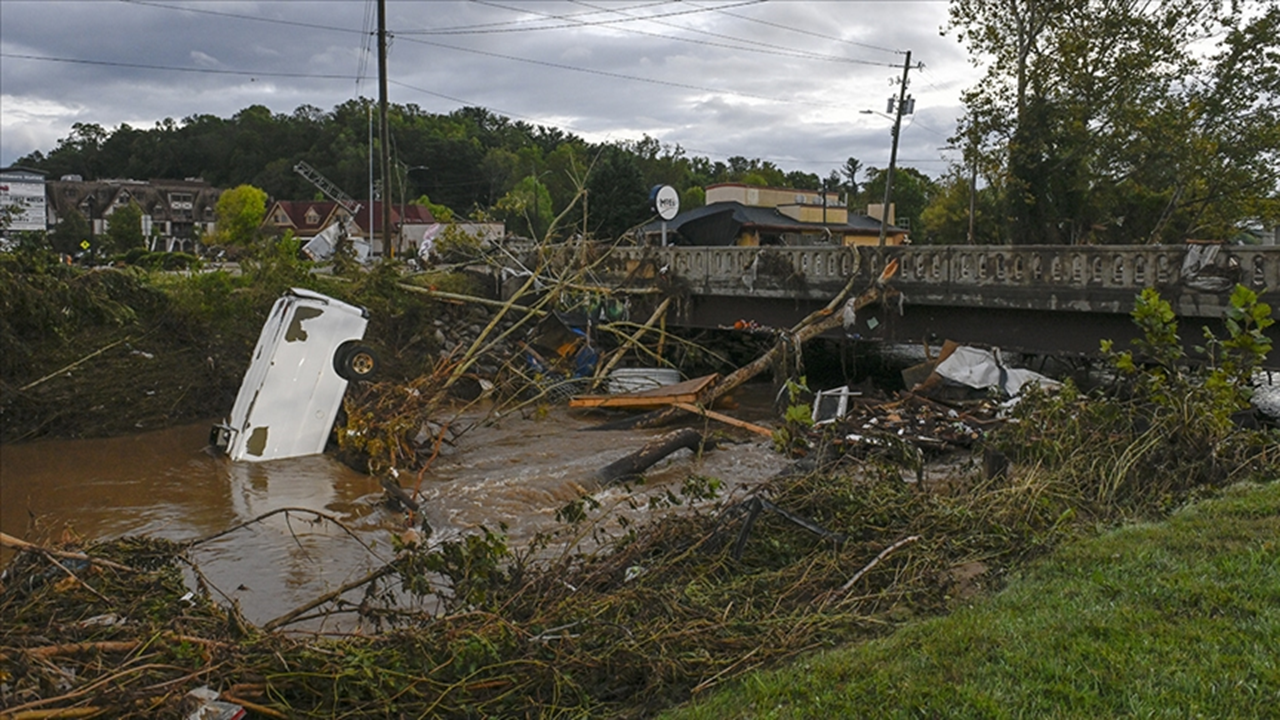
[[595, 244, 1278, 318]]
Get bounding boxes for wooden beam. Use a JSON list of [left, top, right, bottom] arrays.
[[671, 402, 774, 438]]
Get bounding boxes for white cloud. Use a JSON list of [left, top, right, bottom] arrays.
[[0, 0, 982, 177], [190, 51, 221, 68]]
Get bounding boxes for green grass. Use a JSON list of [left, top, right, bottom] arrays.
[[665, 480, 1280, 719]]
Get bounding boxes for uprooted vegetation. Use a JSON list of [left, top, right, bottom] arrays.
[[1, 263, 1274, 716]]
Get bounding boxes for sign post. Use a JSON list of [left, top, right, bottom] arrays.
[[650, 185, 680, 246]]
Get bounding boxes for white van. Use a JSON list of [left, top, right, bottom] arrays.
[[211, 288, 378, 462]]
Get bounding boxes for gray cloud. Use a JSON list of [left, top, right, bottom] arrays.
[[1, 0, 981, 181]]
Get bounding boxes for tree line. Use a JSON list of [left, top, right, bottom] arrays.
[[18, 102, 906, 244], [13, 1, 1278, 247]]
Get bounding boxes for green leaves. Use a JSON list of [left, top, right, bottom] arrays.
[[947, 0, 1280, 244], [212, 184, 268, 248]]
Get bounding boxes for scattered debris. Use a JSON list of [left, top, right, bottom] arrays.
[[904, 340, 1060, 401], [1181, 241, 1239, 292], [826, 391, 1003, 457], [594, 427, 713, 484], [811, 385, 863, 425], [185, 686, 246, 720], [570, 373, 718, 410]]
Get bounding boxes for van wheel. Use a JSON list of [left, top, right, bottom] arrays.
[[335, 342, 380, 382]]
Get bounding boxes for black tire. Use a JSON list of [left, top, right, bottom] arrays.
[[334, 341, 380, 382]]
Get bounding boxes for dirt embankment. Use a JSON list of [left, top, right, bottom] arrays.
[[0, 255, 512, 443]]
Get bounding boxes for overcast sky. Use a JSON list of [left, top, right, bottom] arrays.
[[1, 0, 982, 182]]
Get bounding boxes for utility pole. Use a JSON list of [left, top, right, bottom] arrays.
[[968, 151, 977, 245], [378, 0, 393, 258], [878, 50, 913, 248]]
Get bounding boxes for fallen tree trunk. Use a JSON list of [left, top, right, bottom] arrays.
[[594, 428, 710, 484], [593, 259, 899, 432]]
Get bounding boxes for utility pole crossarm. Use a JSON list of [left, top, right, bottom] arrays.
[[294, 161, 363, 217]]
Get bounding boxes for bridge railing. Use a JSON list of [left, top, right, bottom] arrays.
[[603, 245, 858, 297], [887, 245, 1280, 291], [593, 243, 1279, 316]]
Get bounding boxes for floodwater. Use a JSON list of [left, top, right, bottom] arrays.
[[0, 392, 788, 628]]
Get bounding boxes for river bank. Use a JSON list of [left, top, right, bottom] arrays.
[[1, 248, 1275, 717]]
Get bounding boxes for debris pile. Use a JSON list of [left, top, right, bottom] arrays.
[[827, 390, 1002, 455]]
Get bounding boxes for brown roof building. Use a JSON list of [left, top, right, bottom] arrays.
[[262, 200, 435, 256], [46, 177, 221, 253]]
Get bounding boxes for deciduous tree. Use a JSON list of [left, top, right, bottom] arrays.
[[948, 0, 1280, 244], [212, 184, 268, 247], [49, 209, 90, 256], [105, 201, 145, 254]]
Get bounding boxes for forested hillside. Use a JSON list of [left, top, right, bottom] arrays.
[[15, 102, 864, 241]]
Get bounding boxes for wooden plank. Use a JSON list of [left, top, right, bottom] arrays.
[[568, 373, 718, 409], [671, 402, 775, 438]]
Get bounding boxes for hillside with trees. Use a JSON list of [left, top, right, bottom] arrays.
[[14, 2, 1278, 247], [15, 103, 889, 243]]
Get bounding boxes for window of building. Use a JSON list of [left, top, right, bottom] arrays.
[[305, 208, 321, 225]]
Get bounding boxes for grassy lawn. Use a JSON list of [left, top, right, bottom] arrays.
[[666, 480, 1280, 719]]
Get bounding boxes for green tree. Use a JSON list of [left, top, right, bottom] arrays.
[[212, 184, 268, 247], [680, 186, 706, 212], [105, 201, 145, 254], [948, 0, 1280, 244], [50, 208, 91, 255], [840, 157, 863, 198], [919, 169, 1003, 244], [414, 195, 454, 222], [584, 146, 649, 241], [495, 175, 553, 240], [863, 167, 939, 237]]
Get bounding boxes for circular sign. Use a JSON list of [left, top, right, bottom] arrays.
[[650, 185, 680, 221]]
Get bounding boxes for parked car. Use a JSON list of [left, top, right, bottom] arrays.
[[211, 288, 378, 462]]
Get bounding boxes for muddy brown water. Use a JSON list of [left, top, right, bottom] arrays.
[[0, 390, 788, 628]]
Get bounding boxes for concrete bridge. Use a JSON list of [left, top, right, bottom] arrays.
[[589, 244, 1280, 369]]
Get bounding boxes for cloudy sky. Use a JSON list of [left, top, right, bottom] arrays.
[[1, 0, 983, 180]]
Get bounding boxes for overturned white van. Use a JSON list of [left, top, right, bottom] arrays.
[[211, 288, 378, 462]]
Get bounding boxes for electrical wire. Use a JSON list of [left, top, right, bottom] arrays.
[[395, 34, 861, 108], [118, 0, 366, 36], [0, 52, 360, 81], [695, 0, 901, 55], [396, 0, 761, 35], [356, 0, 377, 94], [480, 0, 902, 67]]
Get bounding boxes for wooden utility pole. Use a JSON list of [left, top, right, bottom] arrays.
[[878, 50, 913, 248], [378, 0, 393, 258]]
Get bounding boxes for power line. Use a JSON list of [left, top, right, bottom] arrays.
[[396, 0, 683, 34], [695, 1, 900, 55], [356, 0, 377, 94], [388, 79, 949, 174], [397, 0, 761, 35], [548, 0, 902, 67], [119, 0, 366, 36], [0, 52, 360, 81], [394, 35, 858, 108]]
